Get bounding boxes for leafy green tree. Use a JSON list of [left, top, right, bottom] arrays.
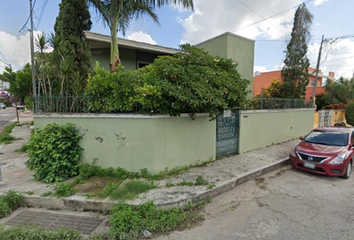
[[88, 0, 194, 72], [346, 102, 354, 126], [260, 80, 284, 98], [54, 0, 92, 93], [0, 65, 32, 103], [323, 77, 354, 104], [281, 3, 313, 98]]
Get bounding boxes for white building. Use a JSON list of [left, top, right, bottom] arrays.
[[0, 80, 10, 90]]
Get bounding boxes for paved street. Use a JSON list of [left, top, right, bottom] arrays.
[[156, 167, 354, 240], [0, 107, 16, 128]]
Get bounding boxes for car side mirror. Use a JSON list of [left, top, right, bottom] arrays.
[[299, 136, 305, 141]]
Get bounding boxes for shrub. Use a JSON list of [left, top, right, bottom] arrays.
[[54, 182, 77, 197], [0, 202, 11, 218], [195, 176, 209, 186], [27, 123, 83, 183], [0, 123, 16, 145], [0, 226, 82, 240], [86, 45, 250, 118], [345, 102, 354, 126]]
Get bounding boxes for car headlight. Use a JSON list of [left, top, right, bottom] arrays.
[[329, 153, 346, 164], [290, 147, 297, 157]]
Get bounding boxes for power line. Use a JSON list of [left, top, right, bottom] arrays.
[[236, 0, 287, 35], [36, 0, 49, 30], [235, 0, 314, 33], [19, 0, 37, 33]]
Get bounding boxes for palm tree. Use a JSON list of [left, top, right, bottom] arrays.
[[88, 0, 194, 72]]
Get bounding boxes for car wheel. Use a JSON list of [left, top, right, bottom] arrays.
[[342, 161, 352, 179]]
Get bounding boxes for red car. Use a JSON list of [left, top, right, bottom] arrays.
[[290, 127, 354, 179]]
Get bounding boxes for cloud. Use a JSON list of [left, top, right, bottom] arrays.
[[314, 0, 329, 7], [0, 31, 43, 73], [308, 39, 354, 79], [178, 0, 304, 44], [127, 31, 157, 45]]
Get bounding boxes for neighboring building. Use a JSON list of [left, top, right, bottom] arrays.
[[0, 80, 10, 90], [196, 32, 255, 95], [85, 31, 179, 71], [86, 31, 255, 94], [253, 68, 335, 100]]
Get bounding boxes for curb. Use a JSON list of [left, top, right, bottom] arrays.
[[24, 158, 290, 211]]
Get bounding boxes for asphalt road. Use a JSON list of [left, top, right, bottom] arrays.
[[156, 167, 354, 240], [0, 107, 16, 129]]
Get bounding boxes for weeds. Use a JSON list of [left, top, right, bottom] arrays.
[[54, 183, 76, 198], [0, 124, 16, 145], [0, 191, 25, 218], [109, 181, 155, 200]]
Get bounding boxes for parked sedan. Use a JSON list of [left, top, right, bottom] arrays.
[[0, 103, 6, 109], [290, 127, 354, 179]]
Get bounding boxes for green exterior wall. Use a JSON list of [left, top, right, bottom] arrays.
[[239, 109, 315, 153], [34, 114, 216, 173], [196, 33, 255, 95]]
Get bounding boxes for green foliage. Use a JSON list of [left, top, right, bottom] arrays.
[[0, 123, 16, 145], [345, 102, 354, 126], [109, 201, 203, 239], [281, 3, 313, 98], [260, 80, 284, 98], [0, 226, 82, 240], [24, 96, 33, 110], [14, 144, 29, 153], [324, 78, 354, 104], [86, 45, 249, 118], [54, 182, 77, 197], [195, 176, 209, 186], [40, 192, 53, 197], [0, 65, 32, 102], [0, 191, 25, 218], [54, 0, 92, 87], [108, 181, 155, 200], [27, 123, 83, 183]]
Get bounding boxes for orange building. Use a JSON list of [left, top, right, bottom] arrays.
[[253, 68, 335, 100]]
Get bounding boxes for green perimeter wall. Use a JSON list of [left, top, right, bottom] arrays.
[[239, 109, 315, 153], [34, 114, 216, 173]]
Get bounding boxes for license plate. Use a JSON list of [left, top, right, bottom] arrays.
[[304, 162, 315, 169]]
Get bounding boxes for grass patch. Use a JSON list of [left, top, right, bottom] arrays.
[[23, 191, 34, 195], [0, 225, 82, 240], [40, 192, 52, 197], [195, 176, 209, 186], [54, 182, 76, 198], [109, 181, 155, 200], [108, 199, 209, 239], [0, 191, 25, 218], [0, 124, 16, 145]]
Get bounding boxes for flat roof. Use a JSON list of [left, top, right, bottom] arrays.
[[196, 31, 255, 47], [85, 31, 180, 55]]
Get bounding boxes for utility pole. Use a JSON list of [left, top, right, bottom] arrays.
[[312, 35, 325, 102], [29, 0, 37, 112]]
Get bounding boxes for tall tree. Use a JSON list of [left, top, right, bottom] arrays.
[[88, 0, 194, 72], [281, 3, 313, 98], [54, 0, 92, 94]]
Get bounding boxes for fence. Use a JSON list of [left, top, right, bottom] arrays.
[[33, 96, 314, 114]]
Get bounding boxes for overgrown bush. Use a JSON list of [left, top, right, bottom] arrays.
[[86, 44, 250, 118], [345, 102, 354, 126], [27, 123, 83, 183]]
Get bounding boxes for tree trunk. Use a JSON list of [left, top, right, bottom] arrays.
[[110, 24, 121, 73]]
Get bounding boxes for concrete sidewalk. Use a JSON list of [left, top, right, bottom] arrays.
[[0, 125, 298, 211]]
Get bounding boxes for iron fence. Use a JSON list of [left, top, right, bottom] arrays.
[[244, 98, 314, 110], [33, 96, 314, 114]]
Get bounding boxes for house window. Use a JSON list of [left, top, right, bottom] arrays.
[[137, 61, 152, 69]]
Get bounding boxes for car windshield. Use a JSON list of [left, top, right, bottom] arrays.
[[305, 131, 348, 147]]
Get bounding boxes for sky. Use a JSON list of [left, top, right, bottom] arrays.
[[0, 0, 353, 79]]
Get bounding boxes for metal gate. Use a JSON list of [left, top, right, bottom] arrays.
[[318, 110, 333, 127], [216, 111, 239, 157]]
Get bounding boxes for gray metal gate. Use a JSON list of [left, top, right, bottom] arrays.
[[216, 111, 239, 157]]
